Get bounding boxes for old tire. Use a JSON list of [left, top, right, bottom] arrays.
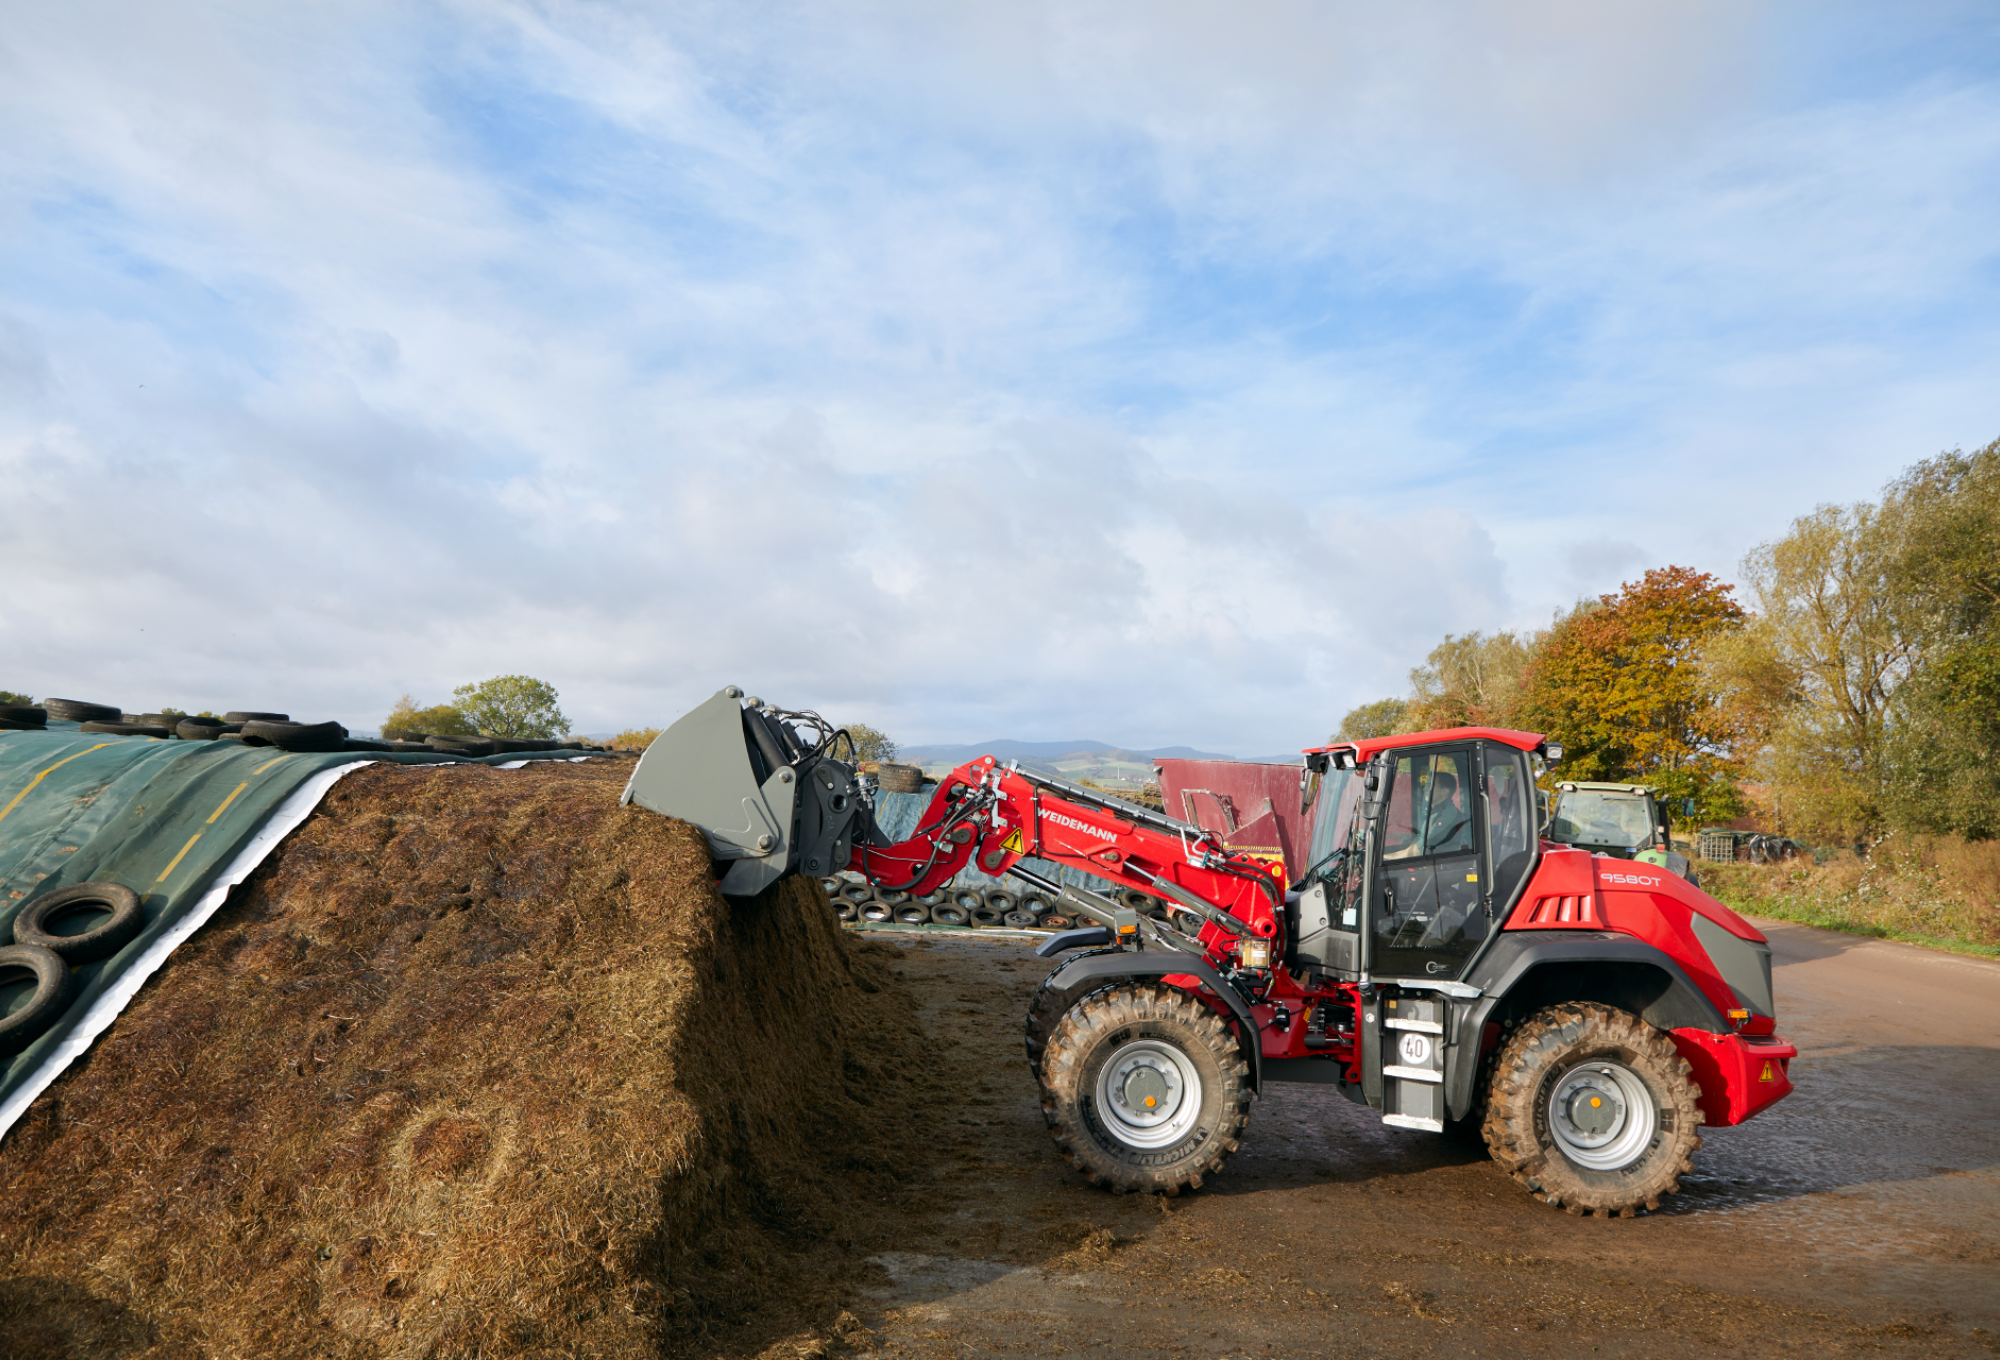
[[1482, 1002, 1704, 1216], [42, 699, 120, 723], [968, 905, 1004, 927], [875, 763, 925, 793], [859, 899, 896, 923], [78, 721, 170, 738], [0, 945, 74, 1054], [225, 711, 288, 723], [241, 719, 347, 753], [984, 889, 1016, 914], [427, 735, 497, 757], [931, 901, 970, 926], [1017, 892, 1053, 918], [894, 903, 929, 925], [1040, 982, 1252, 1195], [12, 883, 144, 964], [0, 706, 46, 727], [834, 898, 860, 923], [1000, 910, 1035, 929]]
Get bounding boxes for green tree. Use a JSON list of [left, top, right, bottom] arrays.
[[842, 722, 897, 763], [1734, 500, 1921, 840], [1333, 698, 1409, 741], [0, 690, 32, 707], [1405, 631, 1534, 731], [1880, 439, 2000, 839], [1520, 566, 1746, 819], [382, 694, 478, 737], [453, 676, 570, 739]]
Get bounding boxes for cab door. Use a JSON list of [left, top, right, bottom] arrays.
[[1371, 746, 1484, 980]]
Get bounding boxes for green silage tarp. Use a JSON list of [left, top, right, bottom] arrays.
[[0, 726, 621, 1140]]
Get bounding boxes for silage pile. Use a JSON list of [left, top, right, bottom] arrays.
[[0, 760, 925, 1359]]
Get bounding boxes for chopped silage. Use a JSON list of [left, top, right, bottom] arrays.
[[0, 759, 928, 1359]]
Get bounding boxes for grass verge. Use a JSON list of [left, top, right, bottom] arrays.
[[1700, 839, 2000, 961]]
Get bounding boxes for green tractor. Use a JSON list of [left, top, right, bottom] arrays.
[[1547, 782, 1700, 885]]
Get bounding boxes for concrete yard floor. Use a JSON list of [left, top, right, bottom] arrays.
[[765, 917, 2000, 1360]]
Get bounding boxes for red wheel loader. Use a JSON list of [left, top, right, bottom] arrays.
[[626, 688, 1796, 1216]]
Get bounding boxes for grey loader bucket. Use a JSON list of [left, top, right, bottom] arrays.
[[620, 686, 871, 895]]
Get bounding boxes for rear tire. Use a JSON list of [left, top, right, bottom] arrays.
[[1024, 953, 1121, 1076], [1040, 982, 1251, 1195], [1482, 1002, 1704, 1216]]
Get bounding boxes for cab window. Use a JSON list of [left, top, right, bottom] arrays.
[[1380, 751, 1474, 861]]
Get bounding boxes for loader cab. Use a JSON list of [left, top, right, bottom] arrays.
[[1295, 727, 1545, 985]]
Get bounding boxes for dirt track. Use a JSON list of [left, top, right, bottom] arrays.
[[789, 918, 2000, 1360]]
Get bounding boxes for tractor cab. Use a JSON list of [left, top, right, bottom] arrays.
[[1548, 782, 1698, 884], [1294, 728, 1547, 989]]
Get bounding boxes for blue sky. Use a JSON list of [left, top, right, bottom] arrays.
[[2, 2, 1996, 752]]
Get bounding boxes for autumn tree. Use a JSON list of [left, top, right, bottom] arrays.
[[1519, 567, 1746, 818]]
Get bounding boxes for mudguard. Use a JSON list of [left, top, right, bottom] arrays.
[[1448, 930, 1729, 1121], [1041, 948, 1264, 1091]]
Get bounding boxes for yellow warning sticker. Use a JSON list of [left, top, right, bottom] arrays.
[[1759, 1061, 1775, 1082], [1466, 873, 1479, 883], [1000, 828, 1025, 855]]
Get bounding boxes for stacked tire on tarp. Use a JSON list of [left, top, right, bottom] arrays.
[[0, 883, 144, 1056], [12, 698, 617, 755]]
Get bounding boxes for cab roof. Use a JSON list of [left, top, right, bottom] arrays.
[[1306, 726, 1549, 763]]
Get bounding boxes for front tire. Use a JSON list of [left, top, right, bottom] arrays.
[[1483, 1002, 1703, 1216], [1039, 982, 1251, 1194]]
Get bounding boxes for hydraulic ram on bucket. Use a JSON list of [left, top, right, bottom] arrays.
[[620, 686, 871, 895]]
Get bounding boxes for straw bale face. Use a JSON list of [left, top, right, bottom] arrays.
[[0, 760, 921, 1359]]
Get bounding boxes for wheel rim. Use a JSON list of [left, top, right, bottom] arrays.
[[1093, 1038, 1202, 1149], [1546, 1060, 1656, 1170]]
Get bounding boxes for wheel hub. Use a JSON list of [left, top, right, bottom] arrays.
[[1094, 1039, 1202, 1150], [1547, 1062, 1657, 1171], [1122, 1064, 1171, 1112]]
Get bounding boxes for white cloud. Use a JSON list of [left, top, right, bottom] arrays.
[[1, 2, 1995, 754]]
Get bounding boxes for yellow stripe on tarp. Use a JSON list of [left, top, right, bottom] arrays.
[[156, 833, 202, 884], [0, 743, 116, 828], [206, 782, 251, 824], [253, 755, 292, 775]]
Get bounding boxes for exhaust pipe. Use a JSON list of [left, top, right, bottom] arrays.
[[620, 686, 871, 895]]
